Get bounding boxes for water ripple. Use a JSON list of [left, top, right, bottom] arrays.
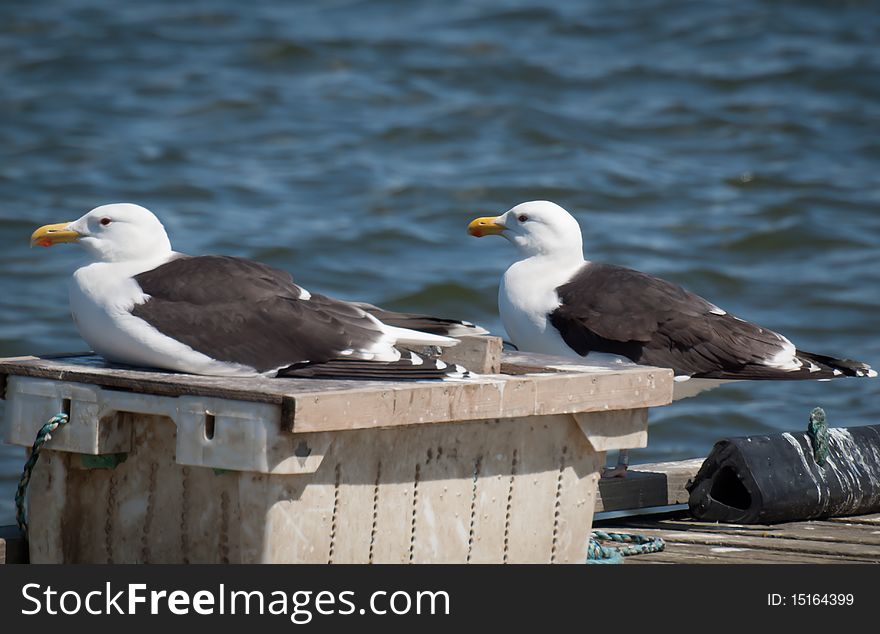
[[1, 0, 879, 523]]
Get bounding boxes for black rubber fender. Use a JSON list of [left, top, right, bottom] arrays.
[[687, 425, 880, 524]]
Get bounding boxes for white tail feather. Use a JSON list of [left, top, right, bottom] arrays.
[[440, 322, 490, 336], [382, 325, 459, 347]]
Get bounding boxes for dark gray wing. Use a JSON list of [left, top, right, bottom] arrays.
[[131, 255, 390, 373], [548, 263, 869, 379]]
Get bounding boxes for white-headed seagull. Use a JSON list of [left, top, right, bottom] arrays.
[[31, 203, 484, 379], [469, 200, 875, 474]]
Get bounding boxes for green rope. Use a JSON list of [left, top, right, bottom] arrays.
[[807, 407, 829, 466], [14, 412, 69, 538], [587, 530, 665, 564]]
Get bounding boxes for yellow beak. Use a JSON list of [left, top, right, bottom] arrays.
[[468, 216, 506, 238], [30, 222, 80, 248]]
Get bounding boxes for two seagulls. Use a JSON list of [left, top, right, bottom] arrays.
[[32, 200, 874, 471]]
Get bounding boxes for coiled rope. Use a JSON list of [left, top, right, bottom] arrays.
[[587, 529, 665, 564], [14, 412, 69, 538]]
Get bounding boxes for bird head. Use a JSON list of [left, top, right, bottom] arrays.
[[31, 203, 173, 263], [468, 201, 584, 259]]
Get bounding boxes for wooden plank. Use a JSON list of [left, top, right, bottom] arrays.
[[622, 516, 880, 547], [0, 355, 352, 405], [438, 335, 502, 374], [288, 368, 672, 432], [0, 354, 673, 433], [598, 501, 880, 562], [602, 523, 880, 559], [618, 541, 873, 564], [0, 525, 28, 564], [0, 355, 51, 399], [595, 458, 703, 512], [827, 513, 880, 526], [639, 528, 880, 559]]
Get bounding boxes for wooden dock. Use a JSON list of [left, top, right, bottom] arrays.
[[594, 459, 880, 564], [596, 512, 880, 564]]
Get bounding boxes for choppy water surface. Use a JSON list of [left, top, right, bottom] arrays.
[[2, 1, 879, 524]]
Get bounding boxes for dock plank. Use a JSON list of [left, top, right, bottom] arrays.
[[597, 511, 880, 564], [626, 542, 871, 564], [659, 530, 880, 558], [595, 458, 703, 512], [827, 513, 880, 526], [0, 353, 673, 432], [594, 454, 880, 564], [620, 517, 880, 547]]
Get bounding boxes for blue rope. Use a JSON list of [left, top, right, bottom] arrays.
[[587, 529, 665, 564], [14, 412, 70, 538]]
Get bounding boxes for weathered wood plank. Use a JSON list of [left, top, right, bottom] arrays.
[[595, 457, 880, 564], [0, 355, 57, 399], [617, 541, 873, 564], [0, 525, 27, 564], [604, 523, 880, 559], [288, 368, 671, 432], [438, 335, 502, 374], [827, 513, 880, 526], [0, 353, 673, 433], [595, 458, 703, 512], [0, 354, 367, 404], [622, 516, 880, 546], [594, 457, 880, 564]]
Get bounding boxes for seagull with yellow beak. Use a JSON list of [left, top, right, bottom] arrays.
[[31, 203, 480, 378], [469, 200, 876, 475]]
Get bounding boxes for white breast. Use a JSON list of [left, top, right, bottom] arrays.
[[499, 257, 587, 358], [499, 257, 645, 375]]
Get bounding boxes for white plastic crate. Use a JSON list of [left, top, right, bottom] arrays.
[[0, 350, 672, 563]]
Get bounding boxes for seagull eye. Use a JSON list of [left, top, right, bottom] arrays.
[[517, 214, 529, 222], [100, 217, 112, 226]]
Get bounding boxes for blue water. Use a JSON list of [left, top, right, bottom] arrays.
[[2, 0, 879, 525]]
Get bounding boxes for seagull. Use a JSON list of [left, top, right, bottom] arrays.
[[31, 203, 483, 379], [468, 200, 876, 475]]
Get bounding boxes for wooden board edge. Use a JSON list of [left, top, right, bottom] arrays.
[[0, 525, 27, 564], [290, 368, 674, 432], [0, 355, 674, 434], [595, 458, 704, 513]]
